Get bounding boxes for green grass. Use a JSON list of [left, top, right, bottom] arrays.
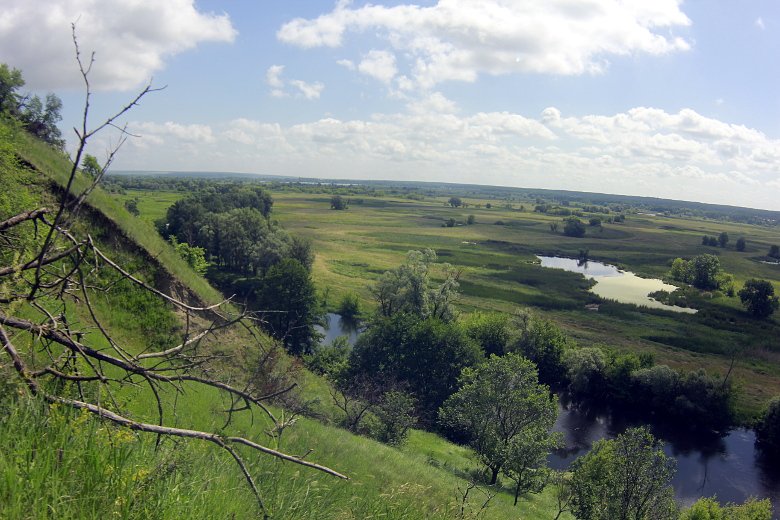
[[106, 185, 780, 416], [4, 126, 577, 519]]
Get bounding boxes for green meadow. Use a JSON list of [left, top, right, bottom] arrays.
[[116, 186, 780, 419]]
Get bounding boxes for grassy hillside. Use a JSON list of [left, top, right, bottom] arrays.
[[1, 121, 570, 518]]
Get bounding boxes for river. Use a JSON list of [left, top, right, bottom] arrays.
[[317, 312, 779, 514], [550, 400, 780, 513]]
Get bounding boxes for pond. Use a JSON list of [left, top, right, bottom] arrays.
[[550, 400, 780, 513], [315, 312, 360, 346], [537, 256, 697, 314]]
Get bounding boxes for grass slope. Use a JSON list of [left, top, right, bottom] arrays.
[[2, 122, 567, 519]]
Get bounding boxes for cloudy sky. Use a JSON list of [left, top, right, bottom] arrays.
[[2, 1, 780, 210]]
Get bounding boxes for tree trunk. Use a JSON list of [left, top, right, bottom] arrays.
[[490, 467, 500, 485], [514, 480, 521, 506]]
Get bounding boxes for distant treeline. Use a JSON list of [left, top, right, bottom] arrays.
[[106, 172, 779, 226]]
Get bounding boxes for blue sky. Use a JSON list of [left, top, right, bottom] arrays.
[[2, 0, 780, 210]]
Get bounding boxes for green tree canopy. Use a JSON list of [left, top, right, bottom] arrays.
[[739, 279, 779, 318], [563, 217, 586, 238], [439, 353, 559, 488], [370, 249, 460, 322], [330, 194, 349, 210], [349, 313, 482, 424], [0, 63, 25, 115], [570, 427, 677, 520], [254, 258, 319, 355], [680, 497, 772, 520], [756, 397, 780, 461], [448, 196, 462, 207], [507, 309, 573, 386]]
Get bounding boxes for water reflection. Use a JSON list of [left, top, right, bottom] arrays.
[[315, 312, 360, 346], [537, 255, 697, 314], [550, 399, 780, 513]]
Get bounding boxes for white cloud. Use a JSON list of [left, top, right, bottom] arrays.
[[290, 79, 325, 100], [0, 0, 236, 91], [357, 50, 398, 84], [756, 17, 766, 30], [277, 0, 691, 88], [336, 59, 356, 70], [265, 65, 324, 99], [116, 105, 780, 211], [265, 65, 285, 88]]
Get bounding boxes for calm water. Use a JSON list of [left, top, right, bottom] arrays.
[[550, 400, 780, 514], [537, 256, 697, 314], [315, 312, 360, 346], [316, 309, 779, 513]]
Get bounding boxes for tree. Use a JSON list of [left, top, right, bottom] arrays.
[[680, 497, 772, 520], [769, 245, 780, 259], [564, 347, 607, 398], [370, 249, 460, 322], [371, 390, 416, 446], [735, 237, 746, 252], [670, 258, 691, 283], [20, 93, 65, 149], [466, 214, 476, 225], [563, 217, 586, 238], [738, 279, 779, 318], [337, 293, 361, 323], [463, 312, 510, 357], [756, 397, 780, 461], [689, 254, 721, 290], [81, 154, 102, 178], [445, 217, 457, 227], [330, 194, 348, 210], [254, 258, 320, 355], [570, 427, 677, 520], [0, 63, 25, 115], [718, 232, 729, 248], [439, 353, 559, 487], [550, 222, 559, 233], [448, 196, 463, 208], [507, 310, 572, 386], [349, 314, 482, 424]]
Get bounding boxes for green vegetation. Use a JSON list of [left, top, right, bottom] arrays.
[[439, 353, 560, 501], [756, 397, 780, 461], [739, 279, 779, 318], [2, 59, 779, 518], [570, 428, 677, 520]]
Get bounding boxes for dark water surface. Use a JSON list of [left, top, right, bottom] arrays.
[[316, 314, 780, 513], [550, 400, 780, 513], [315, 312, 360, 346]]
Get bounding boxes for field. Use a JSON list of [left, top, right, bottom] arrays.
[[117, 186, 780, 419]]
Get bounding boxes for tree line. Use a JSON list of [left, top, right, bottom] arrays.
[[160, 185, 320, 355]]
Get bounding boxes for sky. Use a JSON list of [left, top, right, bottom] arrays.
[[2, 0, 780, 210]]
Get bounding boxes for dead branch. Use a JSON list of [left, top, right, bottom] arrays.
[[0, 26, 347, 519]]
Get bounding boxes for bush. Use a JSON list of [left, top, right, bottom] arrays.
[[563, 217, 586, 238], [739, 279, 779, 318], [371, 391, 416, 446], [756, 397, 780, 461], [337, 292, 361, 322], [466, 214, 476, 225]]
